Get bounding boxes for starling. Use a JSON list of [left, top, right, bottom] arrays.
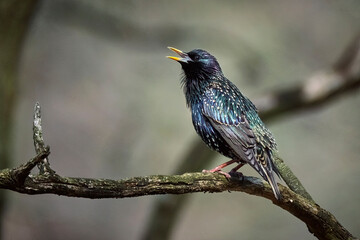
[[167, 47, 281, 200]]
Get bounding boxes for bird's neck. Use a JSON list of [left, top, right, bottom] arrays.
[[183, 72, 223, 107], [184, 80, 204, 107]]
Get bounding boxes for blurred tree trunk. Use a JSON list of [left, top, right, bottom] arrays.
[[0, 0, 40, 237]]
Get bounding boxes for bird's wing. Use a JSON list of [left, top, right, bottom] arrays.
[[202, 86, 280, 184], [202, 87, 266, 175], [203, 88, 281, 199]]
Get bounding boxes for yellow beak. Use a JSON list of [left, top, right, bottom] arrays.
[[167, 47, 192, 63]]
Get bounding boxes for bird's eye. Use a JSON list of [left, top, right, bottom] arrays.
[[193, 55, 200, 61]]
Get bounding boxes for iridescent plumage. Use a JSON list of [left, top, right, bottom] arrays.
[[168, 47, 281, 200]]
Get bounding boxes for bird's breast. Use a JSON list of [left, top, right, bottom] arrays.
[[190, 103, 237, 159]]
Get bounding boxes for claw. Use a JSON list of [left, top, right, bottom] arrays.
[[228, 170, 244, 180]]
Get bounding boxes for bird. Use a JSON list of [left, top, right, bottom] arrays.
[[167, 47, 282, 200]]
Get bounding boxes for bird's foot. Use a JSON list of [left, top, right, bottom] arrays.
[[202, 169, 232, 179], [228, 170, 244, 180], [202, 159, 240, 179]]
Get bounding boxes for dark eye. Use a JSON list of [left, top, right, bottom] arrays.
[[193, 55, 200, 61]]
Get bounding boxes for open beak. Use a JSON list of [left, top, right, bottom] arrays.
[[167, 47, 192, 63]]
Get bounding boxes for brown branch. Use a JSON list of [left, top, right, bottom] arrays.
[[0, 161, 355, 240], [255, 33, 360, 120], [10, 147, 50, 185]]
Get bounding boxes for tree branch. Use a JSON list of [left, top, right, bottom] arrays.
[[0, 160, 355, 240], [10, 148, 50, 185], [255, 33, 360, 120], [273, 156, 314, 202], [0, 82, 356, 240]]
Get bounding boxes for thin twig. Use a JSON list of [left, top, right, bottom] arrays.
[[33, 102, 55, 175]]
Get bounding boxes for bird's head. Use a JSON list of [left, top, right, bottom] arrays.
[[167, 47, 222, 78]]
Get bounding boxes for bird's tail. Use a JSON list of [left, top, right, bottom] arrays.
[[263, 165, 281, 200], [252, 150, 281, 200], [262, 153, 281, 200], [242, 145, 281, 200]]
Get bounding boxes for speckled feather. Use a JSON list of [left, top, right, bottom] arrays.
[[170, 48, 281, 199]]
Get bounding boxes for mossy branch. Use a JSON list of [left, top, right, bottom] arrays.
[[0, 102, 357, 240], [0, 157, 355, 240]]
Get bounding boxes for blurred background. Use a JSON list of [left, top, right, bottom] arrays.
[[1, 0, 360, 239]]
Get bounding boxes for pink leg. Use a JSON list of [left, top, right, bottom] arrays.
[[230, 162, 245, 172], [202, 159, 238, 178]]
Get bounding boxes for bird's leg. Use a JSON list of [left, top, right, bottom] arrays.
[[230, 162, 245, 172], [228, 162, 245, 179], [202, 159, 238, 178], [203, 159, 238, 172]]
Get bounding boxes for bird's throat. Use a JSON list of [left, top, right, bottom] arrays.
[[183, 77, 208, 108]]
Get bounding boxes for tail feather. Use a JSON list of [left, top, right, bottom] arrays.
[[251, 149, 281, 200], [265, 168, 281, 200], [263, 152, 281, 200], [238, 143, 281, 200]]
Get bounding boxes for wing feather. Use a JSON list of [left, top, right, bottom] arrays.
[[202, 85, 281, 199]]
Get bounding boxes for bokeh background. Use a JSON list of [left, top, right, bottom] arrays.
[[2, 0, 360, 239]]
